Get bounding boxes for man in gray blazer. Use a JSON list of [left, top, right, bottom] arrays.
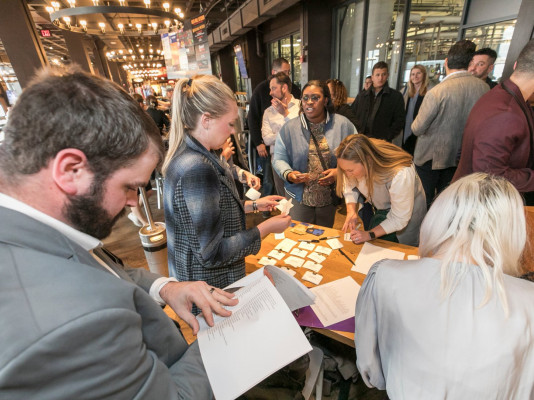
[[0, 68, 237, 399], [412, 40, 489, 207]]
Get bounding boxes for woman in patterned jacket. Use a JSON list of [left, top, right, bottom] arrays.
[[162, 75, 290, 298]]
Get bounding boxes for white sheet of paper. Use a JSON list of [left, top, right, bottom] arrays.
[[274, 232, 285, 240], [290, 248, 308, 258], [307, 252, 326, 264], [279, 266, 296, 277], [352, 242, 406, 275], [302, 271, 323, 285], [245, 187, 261, 200], [197, 276, 312, 400], [267, 249, 286, 260], [310, 276, 361, 327], [315, 245, 332, 255], [225, 266, 315, 311], [275, 238, 298, 252], [276, 198, 294, 216], [302, 260, 323, 273], [344, 233, 352, 241], [407, 255, 420, 260], [326, 238, 343, 250], [298, 241, 316, 251], [285, 256, 305, 268], [258, 257, 277, 266]]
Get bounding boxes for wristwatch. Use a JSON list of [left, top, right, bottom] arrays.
[[368, 231, 376, 240]]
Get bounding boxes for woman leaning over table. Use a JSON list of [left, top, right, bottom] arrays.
[[336, 134, 426, 246], [162, 75, 291, 295], [272, 79, 357, 227], [355, 173, 534, 398]]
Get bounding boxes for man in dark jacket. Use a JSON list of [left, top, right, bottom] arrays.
[[454, 39, 534, 203], [247, 58, 301, 205], [350, 61, 405, 142]]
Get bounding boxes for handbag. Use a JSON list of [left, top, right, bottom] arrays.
[[304, 122, 342, 206]]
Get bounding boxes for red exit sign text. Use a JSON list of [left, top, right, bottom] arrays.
[[40, 29, 51, 37]]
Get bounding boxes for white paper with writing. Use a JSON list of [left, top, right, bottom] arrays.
[[275, 238, 298, 252], [298, 241, 316, 251], [310, 276, 361, 326], [290, 248, 308, 258], [267, 249, 286, 260], [197, 276, 312, 400], [351, 242, 406, 275], [245, 187, 261, 200], [326, 238, 343, 250], [258, 257, 277, 266], [302, 260, 323, 273], [276, 198, 294, 216], [315, 246, 332, 255], [284, 256, 305, 268], [302, 271, 323, 285], [307, 252, 326, 264]]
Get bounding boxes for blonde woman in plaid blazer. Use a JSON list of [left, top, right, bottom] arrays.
[[163, 76, 291, 299]]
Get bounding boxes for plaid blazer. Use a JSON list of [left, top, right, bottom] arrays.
[[164, 135, 261, 291]]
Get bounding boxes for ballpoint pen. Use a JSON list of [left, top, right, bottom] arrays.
[[338, 248, 355, 265], [298, 235, 341, 243]]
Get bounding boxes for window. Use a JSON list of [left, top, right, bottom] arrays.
[[463, 20, 516, 81], [267, 33, 301, 90]]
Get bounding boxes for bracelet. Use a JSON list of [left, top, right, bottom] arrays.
[[252, 201, 259, 213]]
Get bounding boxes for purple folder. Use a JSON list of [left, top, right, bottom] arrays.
[[294, 306, 355, 333]]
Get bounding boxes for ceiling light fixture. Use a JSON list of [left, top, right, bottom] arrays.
[[80, 20, 87, 31], [67, 0, 76, 8], [163, 3, 170, 12], [63, 16, 71, 28], [98, 22, 105, 33], [144, 0, 151, 8], [136, 23, 142, 33], [118, 23, 124, 33]]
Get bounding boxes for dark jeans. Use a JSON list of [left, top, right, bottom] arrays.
[[258, 154, 274, 197], [415, 160, 456, 209], [289, 198, 336, 228]]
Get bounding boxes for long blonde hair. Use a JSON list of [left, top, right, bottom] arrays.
[[335, 134, 412, 200], [407, 64, 429, 98], [419, 173, 526, 315], [162, 75, 235, 175]]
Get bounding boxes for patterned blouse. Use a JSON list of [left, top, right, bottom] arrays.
[[302, 121, 333, 207]]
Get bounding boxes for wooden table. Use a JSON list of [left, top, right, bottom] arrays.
[[245, 222, 418, 347]]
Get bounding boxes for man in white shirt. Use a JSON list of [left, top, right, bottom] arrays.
[[0, 68, 236, 399], [262, 72, 301, 195]]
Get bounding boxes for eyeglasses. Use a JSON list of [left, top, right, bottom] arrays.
[[302, 94, 322, 102]]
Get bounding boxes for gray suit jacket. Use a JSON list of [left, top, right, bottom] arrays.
[[411, 71, 489, 169], [0, 206, 212, 399]]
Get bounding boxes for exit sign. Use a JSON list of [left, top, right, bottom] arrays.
[[40, 29, 51, 37]]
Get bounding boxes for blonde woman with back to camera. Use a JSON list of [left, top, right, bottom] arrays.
[[355, 173, 534, 399], [162, 75, 290, 299], [336, 134, 426, 246]]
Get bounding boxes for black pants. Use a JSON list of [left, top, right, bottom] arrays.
[[416, 160, 456, 208]]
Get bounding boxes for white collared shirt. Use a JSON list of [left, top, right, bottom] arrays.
[[262, 95, 300, 154], [0, 192, 175, 304]]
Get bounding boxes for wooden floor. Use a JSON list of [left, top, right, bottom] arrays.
[[103, 191, 385, 400]]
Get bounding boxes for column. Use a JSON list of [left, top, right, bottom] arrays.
[[62, 30, 93, 74], [0, 0, 48, 88]]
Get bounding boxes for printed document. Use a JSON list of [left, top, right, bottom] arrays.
[[197, 267, 315, 400], [351, 242, 405, 275], [310, 276, 361, 327]]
